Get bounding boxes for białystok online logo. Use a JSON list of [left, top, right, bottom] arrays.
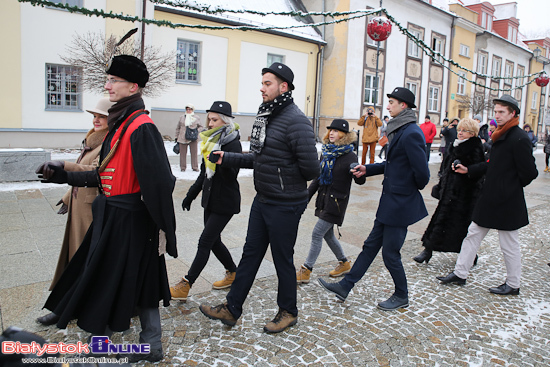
[[2, 336, 150, 356]]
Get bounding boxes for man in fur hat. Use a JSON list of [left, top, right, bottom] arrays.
[[36, 54, 176, 363]]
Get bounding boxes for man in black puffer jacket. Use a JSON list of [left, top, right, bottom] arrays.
[[199, 62, 319, 333]]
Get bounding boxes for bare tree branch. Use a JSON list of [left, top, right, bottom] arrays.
[[455, 92, 494, 116], [60, 31, 174, 97]]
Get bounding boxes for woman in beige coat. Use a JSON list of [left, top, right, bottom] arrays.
[[36, 97, 113, 325], [175, 103, 205, 171]]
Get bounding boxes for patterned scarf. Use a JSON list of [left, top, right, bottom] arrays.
[[250, 91, 293, 153], [319, 143, 354, 185], [200, 122, 240, 179], [491, 116, 519, 142]]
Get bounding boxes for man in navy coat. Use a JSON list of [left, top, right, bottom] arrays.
[[319, 87, 430, 310]]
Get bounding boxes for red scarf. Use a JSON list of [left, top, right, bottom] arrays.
[[491, 116, 519, 142]]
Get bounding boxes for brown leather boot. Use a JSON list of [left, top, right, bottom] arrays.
[[199, 303, 237, 326], [263, 308, 297, 333]]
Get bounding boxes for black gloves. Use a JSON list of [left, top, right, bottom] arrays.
[[182, 196, 192, 211], [36, 162, 68, 184], [56, 199, 68, 214]]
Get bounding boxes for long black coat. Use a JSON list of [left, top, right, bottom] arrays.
[[308, 133, 365, 226], [185, 133, 242, 215], [422, 137, 485, 252], [469, 125, 538, 230]]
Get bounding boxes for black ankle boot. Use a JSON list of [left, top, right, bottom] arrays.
[[413, 250, 432, 264], [473, 255, 478, 266]]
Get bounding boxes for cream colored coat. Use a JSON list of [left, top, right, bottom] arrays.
[[175, 114, 204, 144]]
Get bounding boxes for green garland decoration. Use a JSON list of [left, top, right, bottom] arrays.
[[18, 0, 545, 92]]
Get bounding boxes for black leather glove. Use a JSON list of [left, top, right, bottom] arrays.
[[36, 161, 64, 181], [182, 196, 192, 211], [56, 199, 68, 214], [38, 163, 68, 184]]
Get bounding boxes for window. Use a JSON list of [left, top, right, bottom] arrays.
[[176, 40, 200, 83], [532, 92, 538, 109], [267, 53, 284, 66], [457, 72, 467, 95], [487, 15, 492, 31], [364, 74, 379, 104], [481, 12, 487, 28], [46, 64, 81, 111], [505, 63, 513, 79], [478, 53, 487, 75], [406, 82, 418, 97], [428, 86, 439, 112], [432, 37, 443, 62], [492, 58, 501, 78], [459, 44, 470, 57], [408, 29, 421, 58]]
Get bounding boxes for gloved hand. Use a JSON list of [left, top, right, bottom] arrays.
[[38, 163, 68, 184], [182, 196, 192, 211], [56, 199, 68, 214], [36, 161, 65, 181]]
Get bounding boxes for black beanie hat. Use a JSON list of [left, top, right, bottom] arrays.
[[106, 55, 149, 88]]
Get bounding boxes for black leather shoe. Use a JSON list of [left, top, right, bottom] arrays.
[[36, 312, 60, 326], [318, 278, 349, 301], [436, 272, 466, 285], [413, 250, 432, 264], [127, 347, 163, 363], [489, 283, 519, 295]]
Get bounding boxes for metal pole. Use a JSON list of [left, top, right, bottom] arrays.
[[373, 0, 383, 116]]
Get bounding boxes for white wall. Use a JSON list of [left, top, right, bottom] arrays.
[[238, 42, 310, 114], [20, 2, 107, 131]]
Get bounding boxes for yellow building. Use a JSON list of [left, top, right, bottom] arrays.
[[524, 39, 550, 137]]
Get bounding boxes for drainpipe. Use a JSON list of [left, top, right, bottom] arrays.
[[141, 0, 146, 60], [314, 0, 326, 142]]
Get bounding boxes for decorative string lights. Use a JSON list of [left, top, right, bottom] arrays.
[[18, 0, 546, 92]]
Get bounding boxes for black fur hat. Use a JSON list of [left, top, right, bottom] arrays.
[[106, 55, 149, 88]]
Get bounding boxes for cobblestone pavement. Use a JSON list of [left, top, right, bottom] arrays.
[[1, 153, 549, 366]]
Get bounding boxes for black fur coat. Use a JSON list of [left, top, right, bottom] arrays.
[[422, 137, 485, 252]]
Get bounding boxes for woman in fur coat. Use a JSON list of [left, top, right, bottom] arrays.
[[296, 119, 365, 284], [413, 118, 485, 264]]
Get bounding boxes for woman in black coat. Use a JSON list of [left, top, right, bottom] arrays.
[[170, 101, 241, 301], [296, 119, 365, 284], [414, 118, 485, 263]]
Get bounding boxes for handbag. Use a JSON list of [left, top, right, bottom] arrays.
[[173, 143, 180, 154], [378, 135, 388, 147], [185, 126, 198, 141]]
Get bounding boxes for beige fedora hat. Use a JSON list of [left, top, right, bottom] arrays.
[[86, 97, 115, 116]]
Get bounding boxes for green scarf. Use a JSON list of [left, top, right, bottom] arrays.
[[200, 122, 240, 179]]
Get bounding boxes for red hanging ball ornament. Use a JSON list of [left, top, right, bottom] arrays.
[[367, 16, 392, 42], [535, 72, 549, 87]]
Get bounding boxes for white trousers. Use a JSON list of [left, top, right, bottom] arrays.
[[454, 222, 521, 288]]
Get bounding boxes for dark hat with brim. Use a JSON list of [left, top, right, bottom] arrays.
[[387, 87, 416, 108], [106, 55, 149, 88], [206, 101, 233, 118], [493, 94, 520, 115], [327, 119, 350, 133], [262, 62, 295, 90]]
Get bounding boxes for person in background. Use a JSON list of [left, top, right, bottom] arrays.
[[420, 115, 437, 162], [523, 124, 538, 148], [35, 97, 114, 326], [296, 119, 365, 284], [437, 95, 538, 295], [543, 129, 550, 172], [175, 103, 205, 172], [318, 87, 429, 311], [198, 62, 319, 334], [36, 54, 177, 363], [378, 116, 389, 160], [357, 106, 382, 164], [439, 117, 459, 176], [474, 114, 489, 144], [439, 118, 449, 157], [170, 101, 241, 302], [413, 118, 485, 265], [483, 119, 498, 159]]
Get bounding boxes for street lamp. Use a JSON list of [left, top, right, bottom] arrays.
[[533, 47, 550, 138]]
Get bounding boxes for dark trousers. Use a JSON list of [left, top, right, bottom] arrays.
[[340, 219, 408, 298], [425, 143, 432, 161], [226, 196, 307, 319], [186, 209, 236, 284], [379, 144, 387, 159]]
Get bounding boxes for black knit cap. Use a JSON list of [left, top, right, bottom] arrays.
[[327, 119, 350, 133], [262, 62, 295, 90], [106, 55, 149, 88], [387, 87, 416, 108]]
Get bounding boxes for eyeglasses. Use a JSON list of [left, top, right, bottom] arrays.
[[457, 129, 473, 133], [105, 78, 128, 85]]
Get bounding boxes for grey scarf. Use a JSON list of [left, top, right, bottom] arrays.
[[386, 109, 417, 145]]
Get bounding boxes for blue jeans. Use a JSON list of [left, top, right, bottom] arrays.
[[304, 218, 346, 269], [226, 196, 307, 318], [340, 219, 408, 298], [425, 143, 432, 161]]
